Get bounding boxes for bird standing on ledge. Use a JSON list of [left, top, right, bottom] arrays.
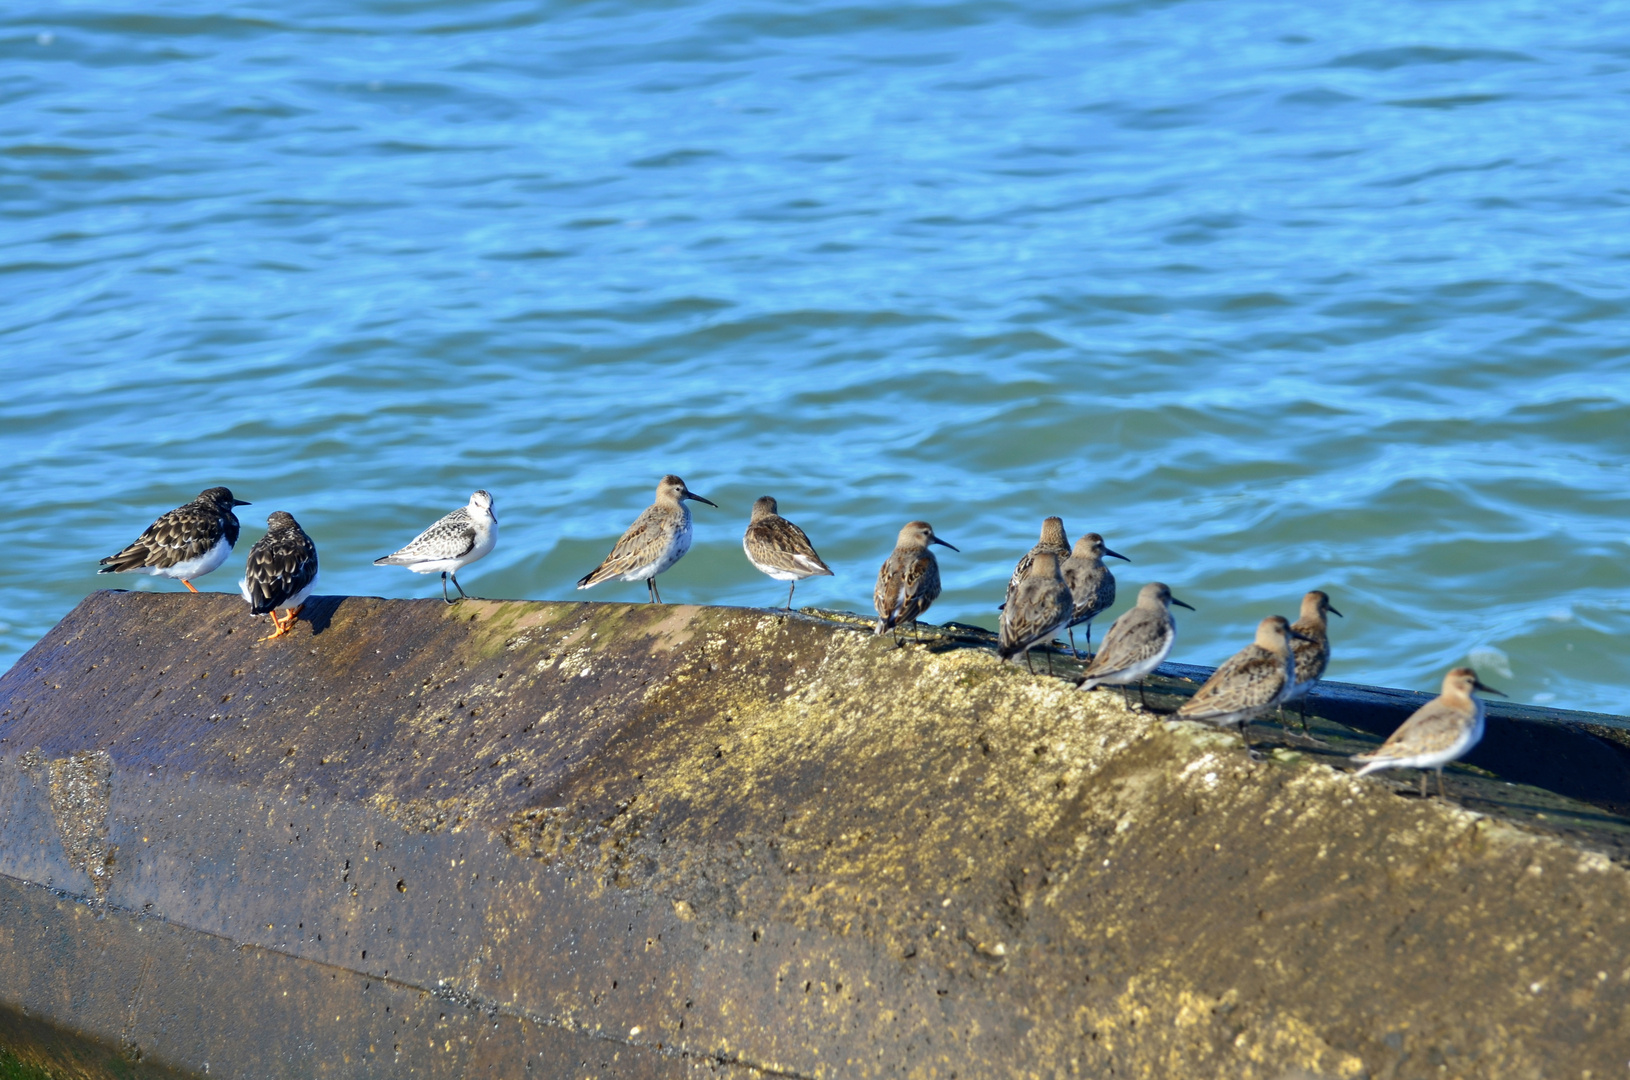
[[239, 511, 319, 640], [374, 490, 498, 603], [1076, 582, 1193, 706], [1351, 667, 1502, 798], [577, 475, 716, 604], [98, 487, 251, 592], [999, 549, 1073, 674], [742, 496, 833, 610], [874, 521, 957, 640], [1176, 615, 1311, 754]]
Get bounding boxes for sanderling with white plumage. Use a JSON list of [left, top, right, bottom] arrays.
[[374, 490, 498, 604]]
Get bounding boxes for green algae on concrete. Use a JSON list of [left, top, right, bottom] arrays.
[[1, 590, 1629, 1077]]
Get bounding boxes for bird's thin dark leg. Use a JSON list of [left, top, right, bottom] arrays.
[[1419, 772, 1428, 798], [1046, 649, 1054, 676], [441, 572, 453, 604], [1138, 680, 1148, 709], [786, 581, 796, 611], [1120, 685, 1131, 709], [1436, 769, 1446, 799], [452, 573, 469, 600], [1068, 627, 1079, 660], [1084, 622, 1093, 661], [1024, 652, 1034, 674], [649, 578, 662, 604]]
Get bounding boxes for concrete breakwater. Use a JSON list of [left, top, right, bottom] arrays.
[[0, 590, 1628, 1078]]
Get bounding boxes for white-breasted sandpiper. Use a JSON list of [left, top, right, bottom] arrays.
[[1351, 667, 1502, 798], [374, 490, 498, 604], [1076, 582, 1193, 706], [742, 496, 833, 610], [577, 475, 716, 604]]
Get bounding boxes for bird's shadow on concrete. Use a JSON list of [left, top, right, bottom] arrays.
[[302, 595, 341, 637]]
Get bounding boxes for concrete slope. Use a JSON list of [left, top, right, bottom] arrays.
[[0, 590, 1627, 1078]]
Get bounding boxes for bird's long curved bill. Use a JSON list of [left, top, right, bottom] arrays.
[[686, 493, 718, 507], [931, 537, 959, 551], [233, 499, 252, 507], [1104, 548, 1130, 562], [1475, 679, 1507, 697], [1171, 597, 1196, 611], [1328, 605, 1344, 618]]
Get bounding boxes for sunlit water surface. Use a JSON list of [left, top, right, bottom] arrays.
[[4, 0, 1629, 710]]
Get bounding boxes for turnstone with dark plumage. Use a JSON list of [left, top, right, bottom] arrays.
[[239, 511, 319, 640], [374, 490, 498, 604], [999, 549, 1073, 675], [1351, 667, 1502, 798], [873, 520, 957, 640], [742, 496, 833, 610], [1061, 532, 1130, 660], [577, 475, 716, 604], [1077, 582, 1193, 706], [97, 486, 251, 592]]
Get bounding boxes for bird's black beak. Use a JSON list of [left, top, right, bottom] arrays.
[[1171, 597, 1196, 611], [233, 499, 252, 507], [686, 492, 718, 508], [1474, 679, 1507, 697], [931, 536, 959, 552], [1104, 548, 1131, 562], [1327, 605, 1344, 618], [1290, 629, 1317, 644]]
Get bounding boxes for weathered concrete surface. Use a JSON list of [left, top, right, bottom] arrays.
[[1, 590, 1630, 1078]]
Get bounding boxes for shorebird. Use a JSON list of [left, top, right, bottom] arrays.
[[98, 487, 251, 592], [874, 521, 957, 641], [1281, 589, 1343, 727], [1176, 615, 1312, 753], [373, 490, 498, 604], [999, 550, 1073, 674], [742, 496, 833, 610], [1008, 516, 1070, 591], [577, 475, 716, 604], [1062, 532, 1130, 659], [1076, 582, 1193, 706], [239, 511, 319, 640], [1351, 667, 1502, 798]]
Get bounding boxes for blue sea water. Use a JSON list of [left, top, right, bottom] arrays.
[[2, 0, 1629, 709]]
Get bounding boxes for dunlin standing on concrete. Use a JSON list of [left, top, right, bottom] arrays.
[[1281, 590, 1343, 728], [373, 490, 498, 604], [1062, 532, 1130, 660], [1176, 615, 1312, 754], [1351, 667, 1503, 798], [1076, 582, 1194, 706], [874, 521, 958, 641], [1008, 517, 1070, 592], [98, 487, 251, 592], [741, 496, 833, 610], [239, 511, 319, 641], [576, 475, 717, 604], [999, 550, 1074, 675]]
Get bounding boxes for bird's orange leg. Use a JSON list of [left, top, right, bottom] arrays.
[[182, 580, 200, 594], [263, 608, 294, 641]]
